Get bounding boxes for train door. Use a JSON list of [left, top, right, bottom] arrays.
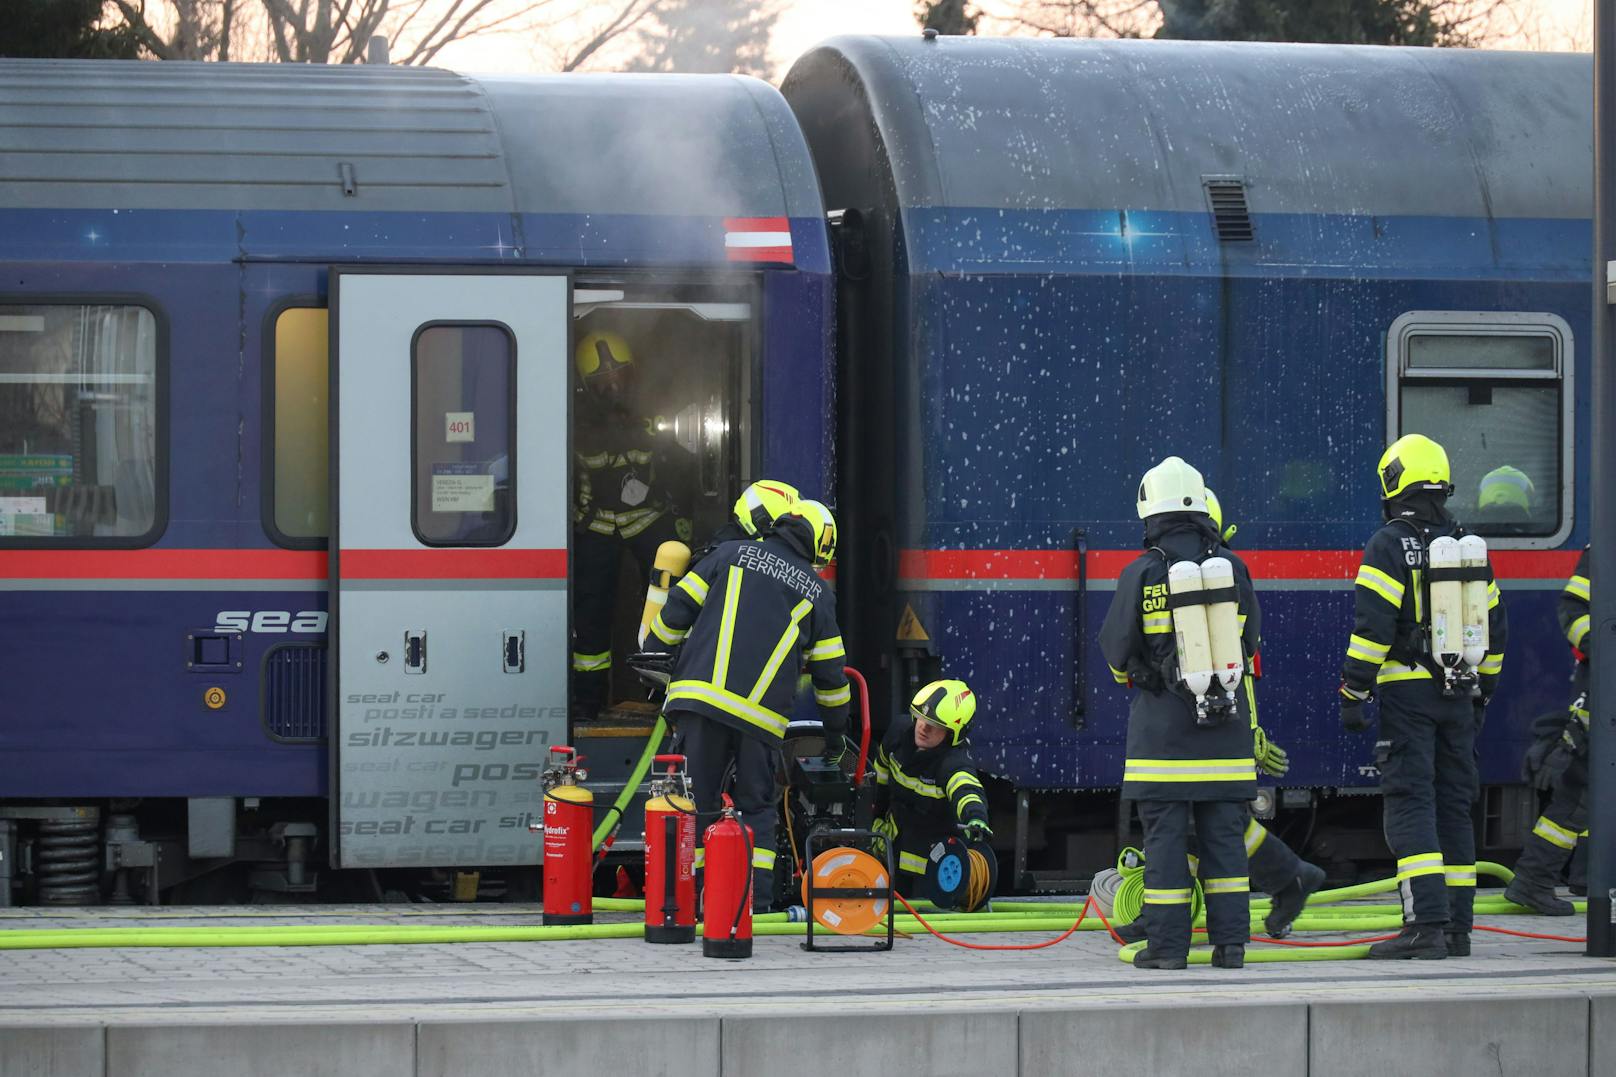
[[328, 268, 570, 869]]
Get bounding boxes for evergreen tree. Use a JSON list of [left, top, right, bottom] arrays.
[[627, 0, 781, 77], [1155, 0, 1449, 46], [917, 0, 981, 35], [0, 0, 142, 58]]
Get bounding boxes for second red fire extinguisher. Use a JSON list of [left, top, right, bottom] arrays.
[[701, 795, 754, 959], [643, 754, 696, 944], [539, 746, 592, 926]]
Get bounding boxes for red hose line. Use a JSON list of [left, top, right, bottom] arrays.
[[893, 893, 1094, 951], [844, 666, 872, 786], [1475, 924, 1588, 943]]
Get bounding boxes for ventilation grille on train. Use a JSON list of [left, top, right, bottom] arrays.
[[263, 643, 327, 743], [1203, 177, 1254, 242]]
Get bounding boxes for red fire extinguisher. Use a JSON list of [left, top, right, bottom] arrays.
[[540, 746, 592, 926], [643, 754, 696, 944], [701, 795, 754, 959]]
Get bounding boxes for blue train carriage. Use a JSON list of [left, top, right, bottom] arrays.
[[0, 59, 832, 903], [784, 36, 1590, 887]]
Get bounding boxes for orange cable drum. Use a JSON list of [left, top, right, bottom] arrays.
[[803, 847, 889, 935]]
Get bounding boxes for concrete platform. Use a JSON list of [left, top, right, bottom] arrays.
[[2, 901, 1613, 1076]]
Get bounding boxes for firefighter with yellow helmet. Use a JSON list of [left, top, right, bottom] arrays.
[[645, 499, 849, 911], [871, 679, 994, 905], [570, 329, 696, 720], [1100, 457, 1260, 970], [688, 480, 800, 563], [1339, 434, 1507, 959]]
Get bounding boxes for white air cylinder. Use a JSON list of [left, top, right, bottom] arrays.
[[1201, 556, 1243, 695], [1458, 534, 1490, 670], [1168, 560, 1214, 700], [1428, 535, 1464, 669]]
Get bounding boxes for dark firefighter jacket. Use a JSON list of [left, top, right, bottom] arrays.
[[1340, 507, 1507, 699], [689, 519, 754, 566], [873, 717, 989, 848], [646, 519, 849, 742], [573, 397, 692, 539], [1099, 515, 1260, 802], [1559, 544, 1591, 703]]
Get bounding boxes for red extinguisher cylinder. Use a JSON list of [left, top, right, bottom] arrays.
[[701, 801, 754, 959], [644, 754, 696, 944], [542, 747, 593, 926]]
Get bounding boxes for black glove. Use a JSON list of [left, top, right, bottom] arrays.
[[821, 734, 850, 769], [962, 818, 993, 844], [1339, 685, 1371, 733], [1127, 660, 1163, 694], [1472, 696, 1489, 735]]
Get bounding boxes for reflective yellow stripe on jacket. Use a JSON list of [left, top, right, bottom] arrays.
[[665, 680, 789, 739], [1122, 758, 1257, 784]]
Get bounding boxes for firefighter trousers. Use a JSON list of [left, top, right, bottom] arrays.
[[674, 711, 781, 907], [570, 516, 679, 711], [1244, 816, 1305, 896], [1138, 799, 1249, 956], [1515, 756, 1589, 890], [1377, 682, 1477, 929]]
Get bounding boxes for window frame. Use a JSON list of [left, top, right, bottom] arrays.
[[1386, 310, 1573, 550], [0, 294, 169, 550], [261, 296, 328, 551], [408, 319, 519, 549]]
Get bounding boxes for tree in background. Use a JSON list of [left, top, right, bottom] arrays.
[[96, 0, 669, 67], [916, 0, 981, 34], [625, 0, 780, 76], [1, 0, 141, 57], [983, 0, 1507, 45]]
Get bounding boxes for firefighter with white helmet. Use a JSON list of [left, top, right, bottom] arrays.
[[1099, 457, 1260, 970], [1339, 433, 1508, 958]]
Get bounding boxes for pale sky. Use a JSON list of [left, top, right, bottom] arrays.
[[430, 0, 1594, 81]]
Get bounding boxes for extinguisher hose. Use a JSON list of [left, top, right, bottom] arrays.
[[731, 824, 754, 942], [591, 715, 670, 856]]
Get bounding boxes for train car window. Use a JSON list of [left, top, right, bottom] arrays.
[[1389, 311, 1572, 547], [272, 307, 329, 541], [411, 322, 516, 547], [0, 303, 159, 542]]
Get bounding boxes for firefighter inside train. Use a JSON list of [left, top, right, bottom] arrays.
[[1472, 464, 1537, 533], [570, 328, 699, 721], [1110, 487, 1325, 945], [644, 499, 850, 912], [871, 678, 996, 910]]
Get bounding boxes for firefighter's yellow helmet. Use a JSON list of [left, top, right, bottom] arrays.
[[1478, 465, 1534, 513], [733, 480, 799, 536], [1137, 456, 1207, 519], [575, 330, 634, 380], [1378, 434, 1451, 501], [784, 499, 837, 569], [1204, 487, 1237, 545], [911, 679, 976, 746]]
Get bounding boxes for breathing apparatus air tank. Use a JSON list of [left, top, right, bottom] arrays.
[[643, 754, 696, 944], [1200, 556, 1244, 701], [638, 541, 692, 647], [540, 746, 593, 926], [701, 797, 754, 959], [1458, 534, 1490, 672], [1428, 536, 1466, 681], [1167, 561, 1216, 724]]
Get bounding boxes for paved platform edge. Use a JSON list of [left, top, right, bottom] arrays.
[[2, 992, 1612, 1077]]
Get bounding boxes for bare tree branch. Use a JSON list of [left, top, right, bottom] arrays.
[[559, 0, 664, 71]]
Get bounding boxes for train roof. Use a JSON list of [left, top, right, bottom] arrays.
[[781, 36, 1590, 222], [0, 59, 822, 219]]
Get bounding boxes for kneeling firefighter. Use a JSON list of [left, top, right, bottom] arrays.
[[1100, 457, 1260, 970], [872, 679, 995, 910], [645, 500, 850, 911], [1339, 434, 1507, 959], [1506, 544, 1592, 916]]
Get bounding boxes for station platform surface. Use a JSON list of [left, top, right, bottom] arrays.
[[2, 898, 1614, 1076]]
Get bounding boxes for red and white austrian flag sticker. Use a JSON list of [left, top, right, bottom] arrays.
[[724, 217, 793, 264]]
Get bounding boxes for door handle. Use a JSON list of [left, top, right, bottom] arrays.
[[503, 630, 525, 674], [404, 630, 427, 675]]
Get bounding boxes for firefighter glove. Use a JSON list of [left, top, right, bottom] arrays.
[[1473, 695, 1490, 735], [821, 734, 850, 769], [1254, 726, 1289, 778], [674, 516, 693, 543], [1339, 685, 1371, 733], [962, 819, 994, 845]]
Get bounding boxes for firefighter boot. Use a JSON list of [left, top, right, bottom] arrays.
[[1113, 918, 1147, 944], [1264, 862, 1326, 939], [1210, 944, 1244, 969], [1366, 924, 1447, 960], [1444, 930, 1471, 957], [1132, 946, 1188, 970], [1505, 835, 1576, 915]]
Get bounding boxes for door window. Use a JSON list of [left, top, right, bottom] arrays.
[[412, 323, 517, 546]]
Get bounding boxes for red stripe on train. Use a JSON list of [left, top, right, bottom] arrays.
[[339, 548, 567, 579], [898, 548, 1581, 581], [0, 548, 567, 580]]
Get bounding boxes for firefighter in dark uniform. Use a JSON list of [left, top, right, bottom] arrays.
[[571, 329, 695, 719], [1506, 545, 1589, 915], [1339, 434, 1507, 959], [872, 679, 993, 905], [645, 500, 849, 910], [1100, 457, 1260, 970]]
